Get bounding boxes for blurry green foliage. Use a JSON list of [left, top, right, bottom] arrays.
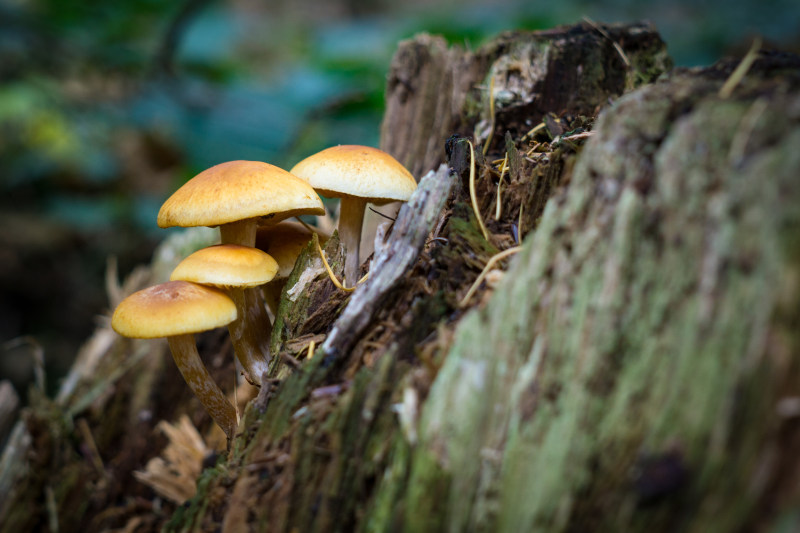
[[4, 0, 794, 203], [28, 0, 166, 72]]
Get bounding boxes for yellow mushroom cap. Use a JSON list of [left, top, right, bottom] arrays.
[[157, 160, 325, 229], [255, 221, 324, 279], [289, 145, 417, 204], [170, 244, 279, 288], [111, 281, 237, 339]]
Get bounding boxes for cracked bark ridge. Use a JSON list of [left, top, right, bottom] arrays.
[[380, 21, 671, 179]]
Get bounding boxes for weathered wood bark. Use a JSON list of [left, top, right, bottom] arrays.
[[380, 21, 671, 178], [403, 60, 800, 533], [3, 22, 800, 533]]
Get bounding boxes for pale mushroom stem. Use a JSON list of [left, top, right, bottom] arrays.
[[338, 196, 367, 288], [219, 219, 258, 247], [226, 287, 272, 386], [218, 218, 271, 385], [167, 334, 237, 440]]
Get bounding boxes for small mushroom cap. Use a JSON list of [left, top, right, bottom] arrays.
[[170, 244, 279, 288], [255, 221, 326, 279], [111, 281, 237, 339], [289, 145, 416, 204], [157, 160, 325, 229]]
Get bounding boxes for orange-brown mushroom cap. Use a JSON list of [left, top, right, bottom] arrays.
[[111, 280, 239, 440], [289, 145, 416, 204], [289, 146, 416, 287], [170, 244, 279, 289], [157, 160, 325, 229], [111, 280, 237, 339]]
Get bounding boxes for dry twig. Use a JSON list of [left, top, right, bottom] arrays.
[[460, 246, 522, 307], [467, 140, 491, 242]]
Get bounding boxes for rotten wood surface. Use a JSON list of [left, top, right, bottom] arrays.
[[362, 21, 670, 259], [380, 21, 671, 179]]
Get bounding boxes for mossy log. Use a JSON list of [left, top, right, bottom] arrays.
[[2, 22, 800, 533], [403, 60, 800, 533]]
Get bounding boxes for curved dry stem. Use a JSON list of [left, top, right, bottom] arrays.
[[167, 334, 237, 440], [316, 236, 356, 292], [459, 246, 522, 307], [338, 196, 367, 288], [227, 287, 271, 386]]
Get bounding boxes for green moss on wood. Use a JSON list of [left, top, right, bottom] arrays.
[[410, 73, 800, 533]]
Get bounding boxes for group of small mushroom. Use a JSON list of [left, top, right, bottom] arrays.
[[111, 145, 416, 441]]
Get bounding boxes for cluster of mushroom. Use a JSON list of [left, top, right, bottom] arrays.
[[110, 146, 416, 441]]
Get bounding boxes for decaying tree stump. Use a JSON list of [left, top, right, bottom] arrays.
[[2, 21, 799, 533]]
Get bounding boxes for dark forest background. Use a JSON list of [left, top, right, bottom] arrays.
[[1, 0, 798, 401]]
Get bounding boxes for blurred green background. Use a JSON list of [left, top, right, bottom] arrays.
[[1, 0, 798, 399]]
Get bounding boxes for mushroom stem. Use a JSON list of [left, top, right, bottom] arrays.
[[167, 334, 237, 440], [338, 196, 366, 288], [218, 219, 272, 384], [220, 219, 257, 247], [226, 287, 271, 386]]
